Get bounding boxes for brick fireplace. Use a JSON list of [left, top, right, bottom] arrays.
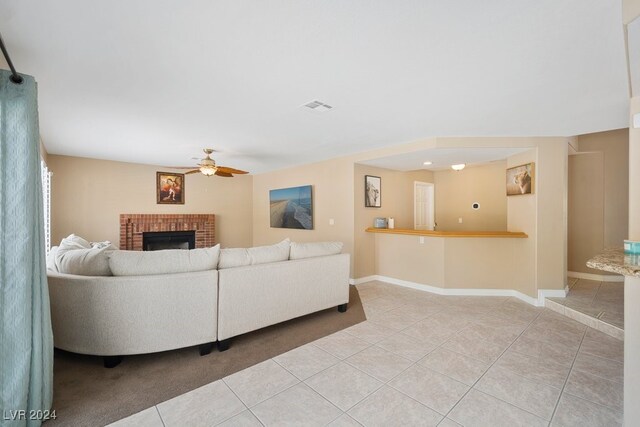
[[119, 214, 215, 251]]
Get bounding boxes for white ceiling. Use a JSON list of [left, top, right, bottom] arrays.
[[359, 147, 530, 171], [0, 0, 630, 174]]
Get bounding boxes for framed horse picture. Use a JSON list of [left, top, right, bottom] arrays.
[[365, 175, 381, 207]]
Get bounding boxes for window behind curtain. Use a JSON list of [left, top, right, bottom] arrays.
[[41, 159, 52, 254]]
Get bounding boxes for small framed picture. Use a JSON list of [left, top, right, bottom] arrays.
[[157, 172, 185, 204], [365, 175, 381, 207], [506, 163, 535, 196]]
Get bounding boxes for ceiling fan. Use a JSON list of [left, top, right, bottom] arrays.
[[171, 149, 249, 177]]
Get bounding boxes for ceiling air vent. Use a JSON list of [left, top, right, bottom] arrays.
[[302, 100, 333, 112]]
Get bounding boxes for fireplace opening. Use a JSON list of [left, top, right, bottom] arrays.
[[143, 231, 196, 251]]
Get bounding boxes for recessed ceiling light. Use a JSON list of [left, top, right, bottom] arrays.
[[302, 100, 333, 112], [451, 163, 466, 171], [423, 161, 432, 165]]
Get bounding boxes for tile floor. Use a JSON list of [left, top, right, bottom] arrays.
[[109, 281, 624, 427], [548, 278, 624, 329]]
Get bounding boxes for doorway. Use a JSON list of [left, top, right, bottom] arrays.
[[414, 181, 435, 230]]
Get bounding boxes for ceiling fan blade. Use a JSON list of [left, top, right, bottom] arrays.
[[216, 166, 249, 174], [215, 170, 234, 177], [185, 169, 200, 175]]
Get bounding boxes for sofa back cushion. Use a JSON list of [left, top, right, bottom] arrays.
[[218, 239, 290, 269], [289, 241, 343, 260], [55, 246, 115, 276], [108, 245, 220, 276]]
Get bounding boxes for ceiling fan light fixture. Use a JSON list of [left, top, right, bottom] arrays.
[[451, 163, 466, 171], [200, 166, 217, 176]]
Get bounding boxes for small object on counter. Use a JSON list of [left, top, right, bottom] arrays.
[[374, 217, 388, 228], [388, 217, 395, 229], [624, 240, 640, 255]]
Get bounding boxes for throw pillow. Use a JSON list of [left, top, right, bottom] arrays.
[[289, 241, 343, 260], [46, 246, 59, 272], [108, 244, 220, 276], [55, 244, 116, 276]]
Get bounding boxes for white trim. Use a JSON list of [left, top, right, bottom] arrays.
[[354, 275, 551, 306], [567, 271, 624, 282], [349, 275, 380, 285]]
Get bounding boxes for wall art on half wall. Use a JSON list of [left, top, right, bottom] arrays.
[[365, 175, 381, 207], [157, 172, 185, 204], [506, 162, 535, 196], [269, 185, 313, 229]]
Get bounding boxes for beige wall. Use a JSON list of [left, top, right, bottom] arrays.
[[252, 156, 356, 271], [624, 0, 640, 23], [631, 97, 640, 240], [48, 155, 253, 249], [578, 129, 629, 248], [353, 164, 433, 278], [433, 161, 507, 232], [506, 149, 537, 297], [568, 153, 605, 274]]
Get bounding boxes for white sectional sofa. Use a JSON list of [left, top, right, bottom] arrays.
[[47, 236, 349, 367]]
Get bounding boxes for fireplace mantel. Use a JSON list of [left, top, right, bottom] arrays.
[[119, 214, 215, 251]]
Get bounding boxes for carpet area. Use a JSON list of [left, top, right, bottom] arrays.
[[47, 286, 365, 426]]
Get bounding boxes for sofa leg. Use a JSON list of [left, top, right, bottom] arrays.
[[217, 339, 231, 352], [199, 342, 214, 356], [103, 356, 123, 368], [338, 303, 348, 313]]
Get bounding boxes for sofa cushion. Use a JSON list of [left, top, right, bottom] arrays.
[[108, 245, 220, 276], [59, 233, 91, 250], [55, 245, 115, 276], [218, 239, 290, 269], [289, 241, 343, 260]]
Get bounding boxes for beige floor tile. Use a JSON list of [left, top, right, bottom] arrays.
[[519, 324, 583, 352], [475, 366, 561, 421], [442, 333, 508, 365], [366, 309, 423, 331], [437, 418, 462, 427], [223, 360, 299, 407], [402, 319, 461, 345], [157, 380, 246, 426], [456, 323, 519, 347], [418, 347, 491, 386], [375, 333, 438, 362], [580, 330, 624, 362], [448, 389, 547, 427], [107, 407, 163, 427], [509, 335, 577, 366], [389, 364, 469, 415], [564, 370, 623, 410], [273, 343, 339, 380], [326, 414, 363, 427], [572, 352, 624, 384], [313, 331, 371, 360], [361, 297, 403, 313], [550, 393, 623, 427], [305, 362, 382, 411], [345, 345, 413, 382], [493, 349, 571, 388], [343, 321, 396, 344], [251, 383, 342, 427], [348, 386, 443, 427], [216, 410, 262, 427]]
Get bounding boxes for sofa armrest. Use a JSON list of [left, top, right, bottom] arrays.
[[47, 270, 218, 356], [217, 253, 350, 340]]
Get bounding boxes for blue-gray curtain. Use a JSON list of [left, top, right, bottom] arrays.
[[0, 69, 53, 426]]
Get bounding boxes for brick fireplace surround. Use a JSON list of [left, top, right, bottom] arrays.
[[120, 214, 215, 251]]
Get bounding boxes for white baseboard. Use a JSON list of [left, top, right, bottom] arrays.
[[567, 271, 624, 282], [349, 275, 380, 285], [352, 274, 559, 307]]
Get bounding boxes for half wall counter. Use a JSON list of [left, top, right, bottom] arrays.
[[365, 228, 537, 301]]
